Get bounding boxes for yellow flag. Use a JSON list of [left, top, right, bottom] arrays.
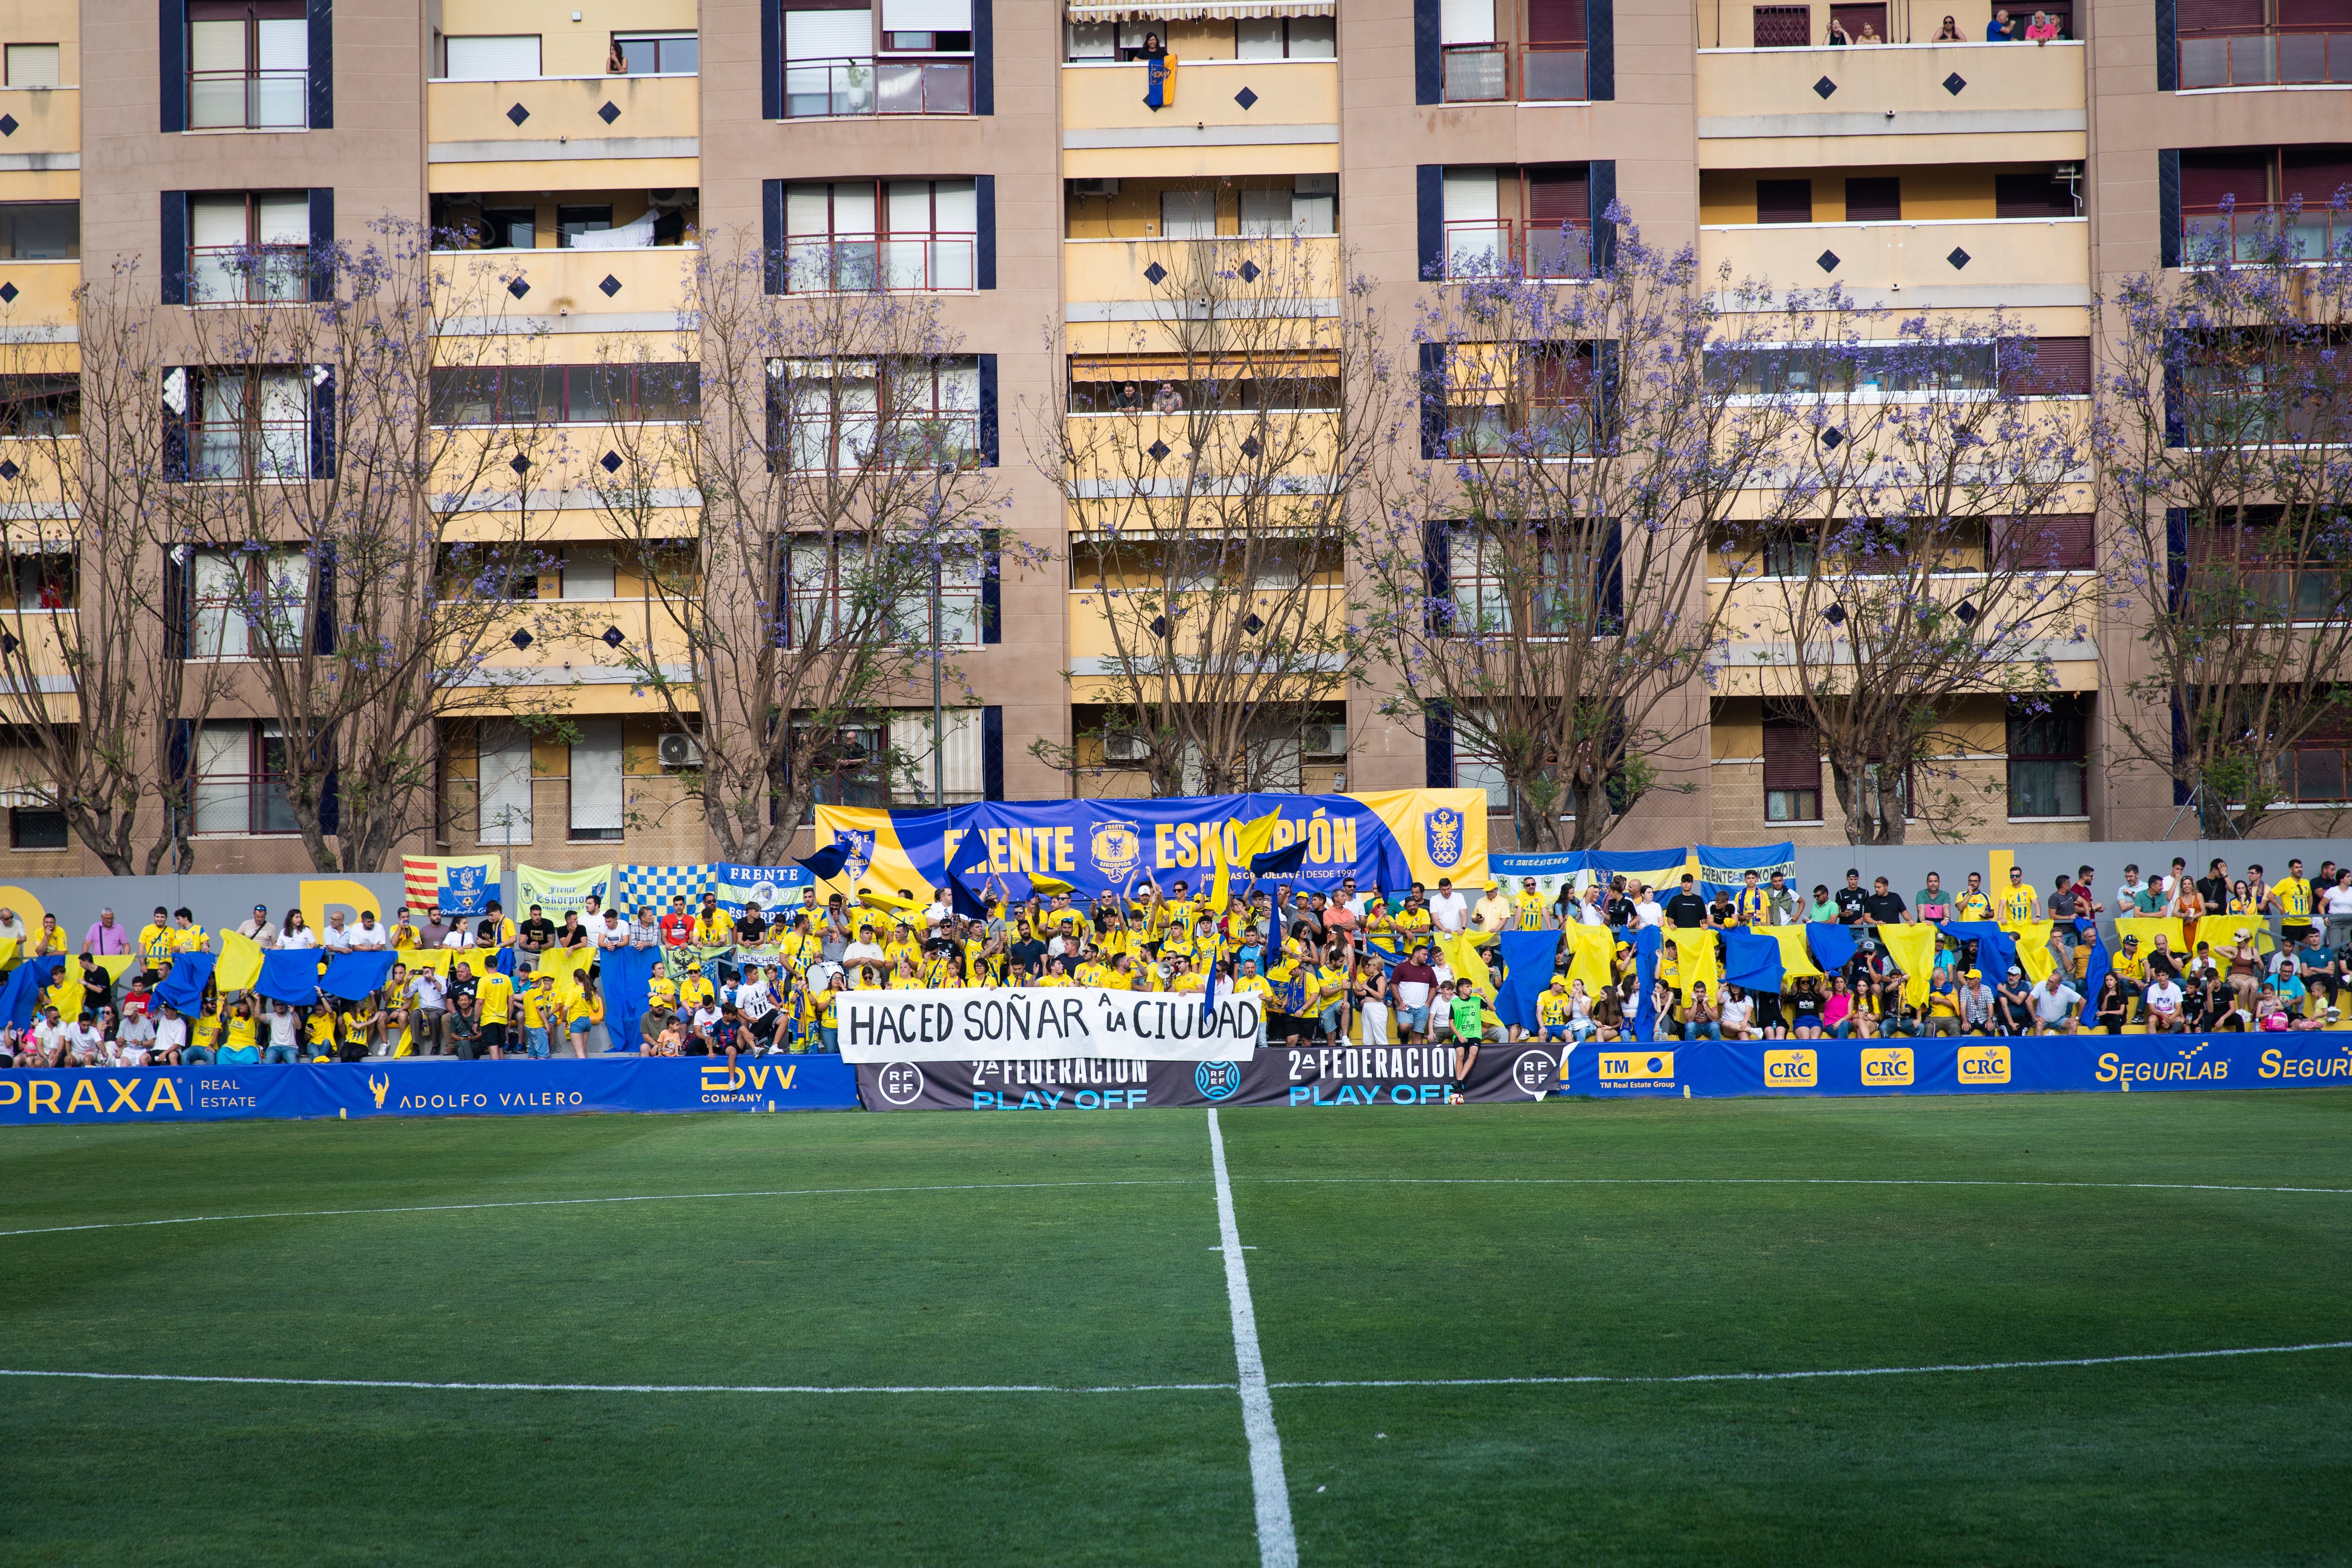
[[218, 933, 266, 992], [2117, 916, 2188, 963], [1665, 927, 1719, 1003], [1755, 925, 1821, 980], [1031, 875, 1074, 895], [1561, 923, 1616, 996], [2000, 919, 2058, 984], [1876, 923, 1938, 1007], [1437, 930, 1496, 1000], [536, 946, 593, 988]]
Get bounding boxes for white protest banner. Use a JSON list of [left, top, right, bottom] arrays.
[[835, 985, 1261, 1062]]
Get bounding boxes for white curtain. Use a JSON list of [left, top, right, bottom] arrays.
[[444, 34, 542, 80], [882, 0, 972, 28], [478, 722, 534, 844], [890, 710, 982, 805], [562, 546, 616, 600], [569, 719, 624, 834]]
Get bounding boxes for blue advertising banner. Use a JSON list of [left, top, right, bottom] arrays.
[[1564, 1031, 2352, 1098], [0, 1057, 860, 1125]]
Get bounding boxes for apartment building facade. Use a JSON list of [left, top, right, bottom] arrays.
[[0, 0, 2339, 875]]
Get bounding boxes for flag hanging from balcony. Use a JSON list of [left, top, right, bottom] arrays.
[[1144, 50, 1176, 110]]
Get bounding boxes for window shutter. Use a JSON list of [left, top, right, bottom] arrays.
[[2165, 507, 2189, 611], [1425, 701, 1455, 788], [762, 0, 784, 118], [1756, 179, 1813, 224], [1527, 165, 1590, 229], [570, 718, 625, 833], [1994, 172, 2073, 218], [308, 188, 334, 301], [1414, 0, 1441, 102], [762, 178, 785, 293], [1753, 4, 1811, 44], [883, 0, 970, 30], [314, 540, 337, 653], [1994, 514, 2096, 570], [1761, 720, 1820, 792], [1999, 336, 2091, 396], [160, 192, 189, 305], [977, 354, 998, 467], [163, 549, 189, 658], [310, 365, 336, 480], [1845, 176, 1901, 222], [981, 706, 1005, 799], [307, 0, 333, 127], [1416, 164, 1443, 281], [2155, 0, 2177, 90], [1589, 160, 1617, 268], [2158, 148, 2181, 268], [2177, 0, 2261, 22], [975, 174, 996, 289], [2284, 150, 2352, 207], [162, 367, 191, 480], [979, 528, 1001, 644], [1418, 343, 1447, 459], [445, 34, 542, 78], [2179, 150, 2268, 209], [1529, 0, 1585, 39], [160, 0, 188, 132], [1584, 0, 1613, 99], [973, 0, 992, 115]]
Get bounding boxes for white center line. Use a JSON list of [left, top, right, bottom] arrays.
[[1208, 1108, 1297, 1568]]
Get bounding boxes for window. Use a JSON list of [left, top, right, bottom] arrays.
[[772, 356, 979, 471], [442, 34, 541, 80], [560, 545, 617, 600], [193, 720, 297, 835], [784, 0, 972, 117], [2007, 695, 2087, 818], [788, 534, 983, 647], [1996, 336, 2093, 397], [611, 32, 698, 73], [0, 202, 77, 260], [2289, 708, 2352, 802], [783, 179, 976, 292], [2179, 1, 2352, 88], [4, 44, 59, 87], [1762, 714, 1821, 823], [1752, 4, 1811, 44], [1441, 166, 1592, 279], [477, 721, 533, 845], [174, 366, 310, 480], [7, 807, 66, 849], [1845, 177, 1900, 223], [1442, 342, 1602, 457], [1755, 179, 1812, 225], [1992, 514, 2096, 570], [569, 717, 625, 840], [2179, 146, 2352, 263], [1706, 343, 2001, 397], [2181, 334, 2346, 445], [429, 363, 701, 426], [0, 373, 78, 437], [1068, 352, 1340, 415], [188, 0, 307, 129], [10, 553, 74, 609], [795, 721, 887, 808], [190, 547, 309, 659], [188, 192, 308, 304], [888, 709, 984, 806], [1236, 17, 1337, 57], [2191, 510, 2352, 620]]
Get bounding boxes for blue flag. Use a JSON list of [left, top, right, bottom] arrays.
[[1251, 842, 1311, 878], [1941, 922, 2018, 987], [798, 842, 855, 882], [1632, 926, 1661, 1043], [0, 955, 62, 1027], [151, 953, 217, 1015], [254, 951, 323, 1008], [1806, 921, 1858, 975], [1723, 929, 1785, 995], [322, 952, 397, 1003], [1496, 931, 1561, 1032], [2077, 930, 2111, 1025]]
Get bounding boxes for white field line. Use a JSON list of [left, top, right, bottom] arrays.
[[1240, 1177, 2352, 1195], [3, 1341, 2346, 1400], [0, 1180, 1200, 1241], [1208, 1108, 1298, 1568]]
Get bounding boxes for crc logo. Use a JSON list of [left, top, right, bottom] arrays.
[[1859, 1046, 1914, 1087], [1958, 1044, 2012, 1085], [1511, 1050, 1558, 1097], [1598, 1051, 1673, 1081], [1763, 1049, 1818, 1088], [875, 1062, 927, 1106], [1195, 1060, 1241, 1101]]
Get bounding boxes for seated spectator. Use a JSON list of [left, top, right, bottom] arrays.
[[2031, 973, 2084, 1035], [1924, 966, 1963, 1036], [1954, 968, 1996, 1035], [1681, 981, 1723, 1041], [1822, 976, 1854, 1038], [1719, 983, 1756, 1041], [2093, 971, 2131, 1034], [1788, 976, 1825, 1038], [263, 1000, 301, 1065], [1994, 967, 2034, 1034], [2143, 972, 2187, 1033]]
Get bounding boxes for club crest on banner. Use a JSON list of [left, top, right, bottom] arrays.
[[444, 863, 492, 915], [1090, 817, 1143, 884], [1424, 807, 1465, 869], [831, 829, 876, 882]]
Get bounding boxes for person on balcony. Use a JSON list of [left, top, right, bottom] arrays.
[[2024, 10, 2061, 40], [1825, 17, 1852, 43], [1987, 8, 2018, 39], [1937, 14, 1964, 38], [1141, 34, 1176, 111], [1855, 19, 1884, 42], [1153, 381, 1184, 415]]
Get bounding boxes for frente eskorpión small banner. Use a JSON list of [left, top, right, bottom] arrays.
[[834, 985, 1263, 1062]]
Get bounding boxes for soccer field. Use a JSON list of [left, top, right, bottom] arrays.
[[4, 1094, 2351, 1567]]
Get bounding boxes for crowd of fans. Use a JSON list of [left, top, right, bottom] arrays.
[[0, 850, 2345, 1075]]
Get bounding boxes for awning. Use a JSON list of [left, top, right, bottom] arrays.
[[1067, 0, 1333, 19], [1070, 351, 1340, 379]]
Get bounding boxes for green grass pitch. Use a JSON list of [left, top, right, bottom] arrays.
[[3, 1092, 2350, 1566]]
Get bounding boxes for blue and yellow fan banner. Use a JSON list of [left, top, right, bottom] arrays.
[[814, 791, 1489, 903]]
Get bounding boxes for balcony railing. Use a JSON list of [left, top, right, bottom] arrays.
[[188, 245, 310, 305], [187, 69, 308, 130], [1439, 42, 1589, 103], [2178, 27, 2352, 88], [2184, 207, 2350, 264], [188, 422, 309, 482], [782, 56, 972, 118], [779, 235, 976, 293], [1442, 219, 1594, 279]]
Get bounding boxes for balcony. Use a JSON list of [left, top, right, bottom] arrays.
[[1437, 43, 1590, 103], [432, 246, 695, 333], [1436, 220, 1593, 280], [426, 75, 699, 189], [1063, 234, 1342, 307], [1061, 60, 1338, 177], [188, 69, 307, 131], [1701, 216, 2088, 307], [2183, 206, 2351, 265], [782, 56, 972, 119], [778, 234, 977, 293], [0, 259, 81, 330], [1694, 41, 2085, 166], [2179, 27, 2352, 88], [0, 86, 77, 166]]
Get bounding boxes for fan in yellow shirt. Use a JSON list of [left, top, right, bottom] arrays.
[[676, 965, 716, 1011], [305, 1008, 338, 1058]]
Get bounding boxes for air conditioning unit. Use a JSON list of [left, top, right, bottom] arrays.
[[1302, 724, 1345, 758], [1071, 178, 1121, 199], [657, 733, 703, 768], [1103, 733, 1149, 763]]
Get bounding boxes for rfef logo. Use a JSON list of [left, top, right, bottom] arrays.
[[875, 1062, 926, 1106], [1958, 1044, 2011, 1084], [1763, 1049, 1818, 1088], [1597, 1050, 1673, 1082], [1194, 1060, 1241, 1100], [1510, 1049, 1557, 1097], [1859, 1046, 1914, 1087]]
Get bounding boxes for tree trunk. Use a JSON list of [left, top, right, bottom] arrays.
[[1568, 776, 1617, 850], [1829, 756, 1907, 846]]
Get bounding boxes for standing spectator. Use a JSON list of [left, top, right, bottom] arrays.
[[1393, 946, 1438, 1043], [659, 895, 697, 947], [1445, 979, 1499, 1088], [1864, 876, 1909, 926], [2321, 869, 2352, 953], [1937, 13, 1963, 37], [235, 905, 281, 948], [1986, 10, 2015, 40], [2024, 9, 2060, 39], [2196, 858, 2233, 913], [1427, 878, 1469, 936], [281, 911, 318, 949], [630, 905, 663, 949], [1914, 873, 1951, 925], [321, 911, 354, 953], [2031, 972, 2084, 1035], [1999, 865, 2040, 923], [348, 911, 390, 952], [1663, 874, 1710, 929], [407, 965, 449, 1054], [1632, 882, 1667, 929], [597, 909, 632, 953], [82, 908, 131, 957], [1830, 870, 1869, 925], [2271, 858, 2316, 948], [1803, 884, 1838, 923], [475, 965, 515, 1056], [0, 906, 27, 947]]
